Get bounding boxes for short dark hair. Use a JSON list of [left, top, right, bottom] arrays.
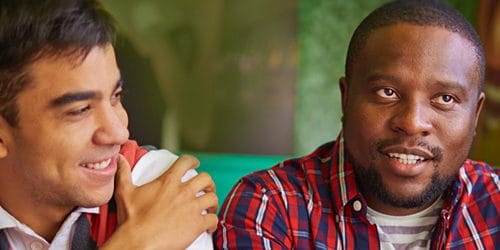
[[345, 0, 485, 89], [0, 0, 116, 126]]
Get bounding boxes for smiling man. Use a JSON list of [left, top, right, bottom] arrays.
[[0, 0, 217, 249], [214, 1, 499, 249]]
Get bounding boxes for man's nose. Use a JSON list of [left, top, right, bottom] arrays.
[[390, 101, 433, 137], [93, 105, 129, 145]]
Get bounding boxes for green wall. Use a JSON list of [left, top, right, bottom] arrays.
[[296, 0, 387, 154]]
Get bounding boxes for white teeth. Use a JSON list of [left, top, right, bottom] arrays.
[[388, 153, 425, 164], [82, 158, 111, 169]]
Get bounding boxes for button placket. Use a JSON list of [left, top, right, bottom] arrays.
[[30, 241, 44, 250], [352, 200, 362, 212]]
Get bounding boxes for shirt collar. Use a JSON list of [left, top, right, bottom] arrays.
[[328, 131, 365, 213], [0, 205, 99, 231], [75, 206, 100, 214], [0, 205, 20, 230], [442, 160, 476, 210]]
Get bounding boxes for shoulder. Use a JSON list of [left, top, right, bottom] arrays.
[[223, 141, 336, 211], [456, 159, 498, 212], [447, 160, 499, 248], [461, 159, 498, 188], [240, 141, 336, 193]]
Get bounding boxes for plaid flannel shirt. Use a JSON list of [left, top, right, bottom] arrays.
[[215, 135, 500, 249]]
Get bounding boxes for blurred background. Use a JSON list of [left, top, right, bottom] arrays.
[[100, 0, 499, 166]]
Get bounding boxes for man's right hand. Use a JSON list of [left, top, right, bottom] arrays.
[[102, 154, 218, 250]]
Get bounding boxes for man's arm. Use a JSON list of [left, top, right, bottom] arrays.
[[102, 155, 218, 249]]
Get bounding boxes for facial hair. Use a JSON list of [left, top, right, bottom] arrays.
[[353, 162, 454, 208], [350, 138, 455, 209]]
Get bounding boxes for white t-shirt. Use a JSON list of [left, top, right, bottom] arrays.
[[366, 197, 443, 250]]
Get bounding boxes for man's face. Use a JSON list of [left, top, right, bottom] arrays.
[[0, 45, 129, 212], [340, 24, 484, 215]]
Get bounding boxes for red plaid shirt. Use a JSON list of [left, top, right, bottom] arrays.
[[214, 135, 500, 249]]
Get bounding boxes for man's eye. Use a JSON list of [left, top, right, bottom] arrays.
[[431, 94, 459, 110], [113, 91, 122, 100], [375, 88, 397, 98], [112, 90, 124, 104], [67, 105, 90, 116], [433, 94, 457, 106], [438, 95, 454, 104]]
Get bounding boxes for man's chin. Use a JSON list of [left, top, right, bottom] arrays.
[[78, 188, 114, 208], [355, 165, 451, 209], [375, 188, 439, 209]]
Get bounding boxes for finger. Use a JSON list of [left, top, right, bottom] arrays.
[[198, 172, 216, 193], [184, 172, 216, 195], [203, 213, 219, 233], [159, 154, 200, 182], [114, 155, 134, 225], [197, 192, 219, 214], [115, 154, 133, 194]]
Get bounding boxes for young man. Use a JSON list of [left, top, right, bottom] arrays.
[[0, 1, 217, 249], [215, 1, 499, 249]]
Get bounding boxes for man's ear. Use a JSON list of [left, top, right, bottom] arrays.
[[339, 77, 349, 114], [474, 91, 486, 127], [0, 117, 12, 159]]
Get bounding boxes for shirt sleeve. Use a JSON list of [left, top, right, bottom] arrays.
[[214, 174, 293, 250]]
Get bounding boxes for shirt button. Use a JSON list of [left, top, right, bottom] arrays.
[[353, 200, 362, 212], [30, 241, 44, 250]]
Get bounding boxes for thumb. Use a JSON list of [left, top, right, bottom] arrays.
[[115, 154, 133, 198], [115, 154, 133, 225]]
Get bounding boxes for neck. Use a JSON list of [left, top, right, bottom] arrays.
[[0, 179, 73, 242], [363, 194, 440, 216]]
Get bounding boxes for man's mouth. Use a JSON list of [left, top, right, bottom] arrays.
[[375, 138, 443, 166], [387, 153, 426, 164], [80, 158, 112, 170], [381, 145, 435, 166]]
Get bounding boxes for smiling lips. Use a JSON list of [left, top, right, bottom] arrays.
[[387, 153, 426, 164], [382, 149, 433, 176], [81, 158, 112, 170], [382, 145, 435, 166]]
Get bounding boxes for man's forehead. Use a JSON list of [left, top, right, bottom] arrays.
[[356, 23, 480, 85], [34, 44, 114, 69], [24, 45, 119, 93]]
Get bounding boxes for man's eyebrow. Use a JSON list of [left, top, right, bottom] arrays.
[[50, 91, 98, 107], [50, 78, 123, 107], [432, 80, 467, 93], [366, 74, 401, 84], [115, 78, 124, 91]]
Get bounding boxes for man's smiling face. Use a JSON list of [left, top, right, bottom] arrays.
[[340, 23, 485, 215], [0, 44, 129, 214]]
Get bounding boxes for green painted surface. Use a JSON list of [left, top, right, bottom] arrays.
[[444, 0, 477, 26], [295, 0, 388, 155], [194, 153, 289, 209]]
